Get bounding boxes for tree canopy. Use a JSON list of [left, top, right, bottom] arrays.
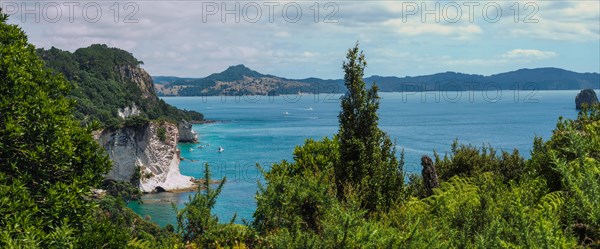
[[37, 45, 203, 128]]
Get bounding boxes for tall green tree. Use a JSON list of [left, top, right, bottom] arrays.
[[176, 164, 226, 243], [175, 164, 251, 248], [0, 10, 111, 189], [0, 10, 111, 245], [336, 42, 403, 212]]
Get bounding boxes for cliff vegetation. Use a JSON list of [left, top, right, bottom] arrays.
[[36, 44, 204, 128]]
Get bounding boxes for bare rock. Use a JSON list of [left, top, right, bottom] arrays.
[[575, 89, 598, 110], [421, 155, 439, 196], [178, 119, 198, 143]]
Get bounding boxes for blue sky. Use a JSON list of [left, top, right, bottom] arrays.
[[3, 1, 599, 79]]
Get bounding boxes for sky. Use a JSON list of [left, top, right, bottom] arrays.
[[2, 0, 599, 79]]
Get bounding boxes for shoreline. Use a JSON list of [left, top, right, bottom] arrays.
[[192, 119, 219, 124], [143, 179, 223, 194]]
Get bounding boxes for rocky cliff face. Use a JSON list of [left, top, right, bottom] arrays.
[[118, 64, 157, 100], [576, 89, 599, 110], [178, 120, 198, 143], [118, 64, 201, 144], [95, 122, 195, 192]]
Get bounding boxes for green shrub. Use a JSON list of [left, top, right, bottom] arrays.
[[434, 141, 526, 183], [157, 126, 167, 142]]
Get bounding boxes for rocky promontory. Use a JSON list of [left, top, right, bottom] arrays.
[[38, 45, 205, 193], [94, 122, 195, 193], [576, 89, 598, 110]]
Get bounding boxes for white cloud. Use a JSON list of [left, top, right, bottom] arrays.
[[274, 31, 291, 38], [301, 51, 318, 58], [383, 19, 482, 37], [4, 0, 598, 78], [500, 1, 599, 42], [501, 49, 557, 60], [439, 49, 556, 68], [557, 2, 599, 18]]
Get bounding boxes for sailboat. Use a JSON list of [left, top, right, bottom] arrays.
[[218, 146, 224, 153]]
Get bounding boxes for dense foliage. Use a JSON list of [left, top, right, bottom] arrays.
[[36, 45, 203, 128], [2, 12, 598, 247], [249, 44, 599, 248], [0, 12, 177, 247], [249, 105, 600, 248]]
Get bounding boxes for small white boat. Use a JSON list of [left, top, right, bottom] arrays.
[[189, 148, 194, 152], [284, 111, 290, 115], [217, 146, 224, 153]]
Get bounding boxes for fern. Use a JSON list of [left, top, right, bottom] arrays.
[[127, 238, 151, 249], [534, 191, 565, 216]]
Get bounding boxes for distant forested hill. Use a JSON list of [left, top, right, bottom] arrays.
[[154, 64, 343, 96], [369, 68, 600, 92], [154, 66, 599, 96], [37, 44, 203, 127]]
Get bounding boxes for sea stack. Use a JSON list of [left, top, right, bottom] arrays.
[[575, 89, 598, 110], [178, 119, 199, 143]]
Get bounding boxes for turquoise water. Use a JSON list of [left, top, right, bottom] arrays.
[[129, 90, 583, 227]]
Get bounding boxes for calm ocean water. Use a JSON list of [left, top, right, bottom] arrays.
[[129, 90, 584, 227]]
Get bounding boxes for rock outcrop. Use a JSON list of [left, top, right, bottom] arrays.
[[117, 64, 157, 100], [421, 155, 439, 197], [118, 104, 141, 119], [178, 120, 198, 143], [95, 122, 195, 192], [576, 89, 598, 110]]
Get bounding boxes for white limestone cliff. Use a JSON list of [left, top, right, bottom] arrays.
[[95, 121, 195, 192]]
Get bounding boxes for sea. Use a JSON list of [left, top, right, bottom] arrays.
[[128, 90, 585, 227]]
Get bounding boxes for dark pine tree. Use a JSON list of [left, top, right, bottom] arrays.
[[335, 42, 403, 212]]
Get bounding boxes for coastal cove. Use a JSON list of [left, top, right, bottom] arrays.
[[3, 2, 599, 245], [129, 90, 584, 227]]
